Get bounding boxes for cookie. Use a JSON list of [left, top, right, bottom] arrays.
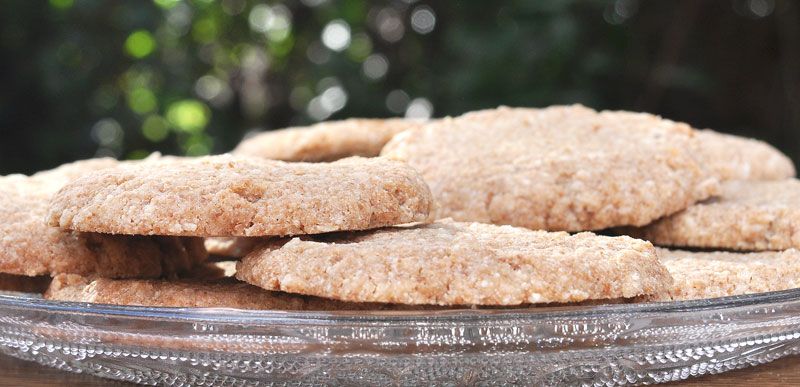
[[233, 118, 424, 162], [381, 105, 719, 231], [693, 129, 795, 181], [631, 179, 800, 251], [48, 155, 433, 237], [653, 248, 800, 301], [43, 274, 445, 311], [0, 162, 207, 278], [0, 274, 50, 294], [204, 237, 267, 257], [236, 220, 672, 305]]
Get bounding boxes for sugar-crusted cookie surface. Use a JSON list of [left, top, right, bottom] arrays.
[[0, 160, 206, 278], [44, 274, 441, 311], [653, 248, 800, 301], [381, 105, 718, 231], [633, 179, 800, 251], [693, 129, 795, 181], [234, 118, 423, 162], [204, 237, 267, 257], [236, 220, 671, 305], [47, 155, 433, 237]]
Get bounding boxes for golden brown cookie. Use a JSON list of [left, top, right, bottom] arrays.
[[652, 248, 800, 301], [233, 118, 424, 162], [204, 237, 267, 258], [632, 179, 800, 251], [381, 105, 719, 231], [43, 274, 446, 311], [236, 220, 672, 305], [693, 129, 795, 181], [0, 161, 206, 278], [48, 155, 433, 237], [0, 274, 51, 294]]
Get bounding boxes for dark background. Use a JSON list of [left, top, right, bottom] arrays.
[[1, 0, 798, 175]]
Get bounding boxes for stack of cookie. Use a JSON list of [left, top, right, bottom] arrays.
[[38, 153, 669, 308], [2, 104, 796, 309], [378, 105, 799, 302], [0, 156, 207, 294], [631, 179, 800, 300], [42, 155, 439, 309]]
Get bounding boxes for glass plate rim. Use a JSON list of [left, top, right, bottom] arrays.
[[3, 287, 800, 325]]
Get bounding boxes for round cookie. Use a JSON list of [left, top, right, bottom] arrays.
[[632, 179, 800, 251], [44, 274, 444, 311], [0, 162, 207, 278], [381, 105, 719, 232], [693, 129, 795, 181], [236, 220, 672, 305], [233, 118, 424, 162], [204, 237, 268, 258], [652, 248, 800, 301], [47, 155, 433, 237]]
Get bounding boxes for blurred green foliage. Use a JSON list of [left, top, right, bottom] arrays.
[[0, 0, 798, 174]]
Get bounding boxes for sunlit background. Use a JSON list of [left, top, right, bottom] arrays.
[[1, 0, 798, 174]]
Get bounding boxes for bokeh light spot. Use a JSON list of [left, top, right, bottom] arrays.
[[128, 87, 158, 114], [410, 6, 436, 34], [142, 115, 170, 142], [362, 54, 388, 80], [320, 85, 348, 112], [249, 4, 273, 32], [166, 99, 210, 133], [268, 34, 295, 58], [194, 74, 233, 107], [306, 79, 348, 121], [166, 3, 192, 36], [321, 20, 351, 51], [386, 90, 410, 113], [91, 119, 124, 146], [268, 27, 291, 43], [405, 97, 433, 119], [249, 4, 294, 45], [347, 33, 373, 61], [270, 5, 293, 41], [376, 8, 404, 42], [195, 75, 223, 100], [125, 30, 157, 58], [748, 0, 774, 17]]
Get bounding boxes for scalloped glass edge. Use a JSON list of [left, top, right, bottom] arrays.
[[1, 289, 800, 385]]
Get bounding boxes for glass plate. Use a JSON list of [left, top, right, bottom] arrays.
[[1, 290, 800, 386]]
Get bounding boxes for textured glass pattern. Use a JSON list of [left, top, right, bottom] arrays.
[[1, 290, 800, 385]]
